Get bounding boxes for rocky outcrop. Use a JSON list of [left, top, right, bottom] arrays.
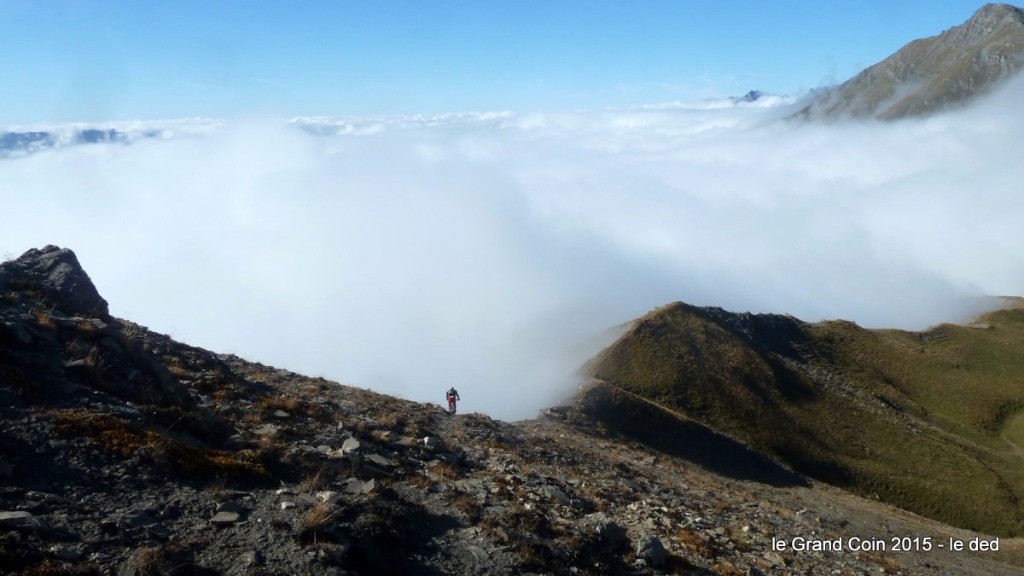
[[796, 3, 1024, 120], [0, 245, 109, 317]]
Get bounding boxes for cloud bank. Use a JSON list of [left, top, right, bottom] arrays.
[[3, 85, 1024, 419]]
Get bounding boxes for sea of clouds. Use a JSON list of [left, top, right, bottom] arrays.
[[3, 81, 1024, 419]]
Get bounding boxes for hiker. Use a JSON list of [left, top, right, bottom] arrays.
[[446, 387, 461, 414]]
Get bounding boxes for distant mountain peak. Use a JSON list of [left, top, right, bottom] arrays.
[[946, 3, 1024, 47], [972, 2, 1024, 23], [796, 2, 1024, 120]]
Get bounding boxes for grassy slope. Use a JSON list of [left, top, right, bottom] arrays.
[[589, 301, 1024, 536]]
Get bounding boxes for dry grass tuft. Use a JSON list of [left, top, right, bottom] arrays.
[[30, 308, 56, 330], [121, 322, 144, 342], [75, 318, 100, 332], [377, 411, 402, 429], [299, 501, 340, 539], [256, 395, 301, 412], [450, 492, 480, 522], [433, 462, 460, 480], [53, 410, 148, 456], [85, 344, 102, 368], [203, 477, 229, 496], [301, 467, 328, 490], [127, 546, 168, 576], [152, 439, 269, 480], [241, 411, 263, 426], [166, 360, 193, 379], [511, 539, 547, 567], [675, 527, 716, 558], [407, 471, 435, 488], [53, 409, 268, 481]]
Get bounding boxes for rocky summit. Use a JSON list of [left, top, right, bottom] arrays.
[[1, 246, 1023, 575], [796, 3, 1024, 120]]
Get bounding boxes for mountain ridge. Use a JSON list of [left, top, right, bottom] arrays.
[[796, 3, 1024, 120], [585, 299, 1024, 536]]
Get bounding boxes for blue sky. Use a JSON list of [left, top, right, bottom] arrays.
[[0, 1, 997, 123]]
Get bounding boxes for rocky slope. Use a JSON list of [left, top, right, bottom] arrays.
[[2, 246, 1023, 575], [796, 3, 1024, 120]]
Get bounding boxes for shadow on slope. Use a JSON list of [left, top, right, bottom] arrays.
[[584, 299, 1024, 536], [575, 379, 807, 488]]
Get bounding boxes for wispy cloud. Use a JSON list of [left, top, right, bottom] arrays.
[[3, 81, 1023, 419]]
